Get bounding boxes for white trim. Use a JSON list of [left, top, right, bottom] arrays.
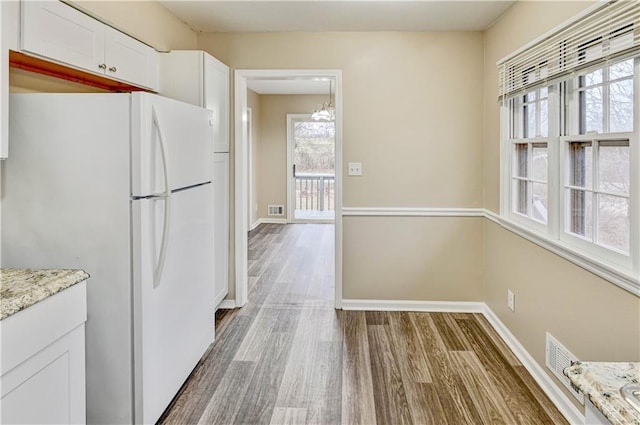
[[481, 305, 585, 425], [286, 113, 314, 224], [234, 71, 249, 308], [234, 69, 343, 311], [341, 299, 485, 313], [247, 107, 253, 230], [253, 218, 287, 227], [485, 210, 640, 296], [341, 207, 485, 217], [216, 299, 236, 310], [249, 220, 261, 231]]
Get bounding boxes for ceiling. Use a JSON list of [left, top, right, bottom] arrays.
[[160, 1, 515, 33]]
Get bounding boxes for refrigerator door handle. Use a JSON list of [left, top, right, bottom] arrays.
[[152, 106, 171, 288]]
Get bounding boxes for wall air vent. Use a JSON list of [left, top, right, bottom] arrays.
[[545, 333, 584, 404], [267, 205, 284, 216]]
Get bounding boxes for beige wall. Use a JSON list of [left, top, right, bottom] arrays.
[[200, 32, 484, 207], [483, 0, 640, 411], [344, 216, 483, 300], [258, 94, 328, 220], [247, 89, 261, 227], [199, 32, 485, 301]]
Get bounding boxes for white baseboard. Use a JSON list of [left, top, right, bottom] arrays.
[[340, 298, 584, 425], [217, 299, 236, 310], [251, 218, 287, 228], [480, 305, 584, 425], [341, 299, 485, 313], [341, 207, 485, 217]]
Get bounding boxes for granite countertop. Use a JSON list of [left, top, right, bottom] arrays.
[[565, 361, 640, 425], [1, 268, 90, 320]]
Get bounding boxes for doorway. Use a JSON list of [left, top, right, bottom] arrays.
[[287, 114, 335, 223], [234, 70, 343, 309]]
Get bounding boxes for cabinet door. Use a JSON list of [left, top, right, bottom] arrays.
[[204, 54, 230, 153], [104, 27, 159, 91], [159, 51, 205, 107], [21, 1, 105, 74], [213, 153, 230, 308]]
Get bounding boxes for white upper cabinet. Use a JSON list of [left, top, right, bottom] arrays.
[[21, 1, 158, 91], [104, 26, 158, 91], [21, 1, 105, 73], [160, 51, 230, 153]]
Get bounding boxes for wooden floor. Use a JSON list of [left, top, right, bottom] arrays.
[[159, 223, 568, 425]]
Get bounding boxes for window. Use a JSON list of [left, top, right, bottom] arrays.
[[508, 87, 551, 225], [561, 59, 635, 261], [565, 140, 630, 253], [498, 1, 639, 291]]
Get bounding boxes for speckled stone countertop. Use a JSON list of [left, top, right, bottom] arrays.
[[565, 361, 640, 425], [1, 268, 90, 320]]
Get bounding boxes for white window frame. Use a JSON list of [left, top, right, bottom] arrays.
[[504, 85, 558, 234], [559, 134, 633, 268], [499, 57, 640, 294]]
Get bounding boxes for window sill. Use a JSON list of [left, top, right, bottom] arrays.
[[485, 210, 640, 297]]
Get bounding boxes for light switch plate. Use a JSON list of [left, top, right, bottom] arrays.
[[348, 162, 362, 176], [507, 289, 515, 311]]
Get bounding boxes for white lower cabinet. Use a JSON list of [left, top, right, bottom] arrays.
[[1, 282, 87, 425], [214, 152, 230, 309], [585, 399, 611, 425]]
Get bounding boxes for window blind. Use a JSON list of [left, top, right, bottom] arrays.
[[498, 0, 640, 99]]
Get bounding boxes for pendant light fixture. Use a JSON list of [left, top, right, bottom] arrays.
[[312, 80, 335, 122]]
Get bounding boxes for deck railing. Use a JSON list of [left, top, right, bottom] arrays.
[[295, 173, 335, 212]]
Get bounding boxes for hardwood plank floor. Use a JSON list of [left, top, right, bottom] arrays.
[[159, 223, 568, 425]]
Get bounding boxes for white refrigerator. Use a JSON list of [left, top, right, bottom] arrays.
[[1, 92, 215, 424]]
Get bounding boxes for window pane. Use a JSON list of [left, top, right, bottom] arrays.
[[582, 86, 604, 133], [598, 142, 629, 195], [568, 142, 592, 189], [532, 182, 548, 223], [539, 87, 548, 99], [532, 144, 547, 181], [597, 194, 629, 253], [513, 179, 528, 215], [568, 189, 593, 241], [583, 69, 603, 86], [525, 91, 536, 102], [294, 121, 336, 174], [609, 78, 634, 133], [514, 144, 528, 177], [526, 103, 536, 138], [540, 98, 548, 137], [610, 59, 634, 80]]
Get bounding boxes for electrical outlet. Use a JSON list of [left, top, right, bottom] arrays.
[[348, 162, 362, 176], [507, 289, 515, 311]]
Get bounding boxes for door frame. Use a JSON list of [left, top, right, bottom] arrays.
[[247, 107, 254, 230], [234, 69, 343, 309]]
